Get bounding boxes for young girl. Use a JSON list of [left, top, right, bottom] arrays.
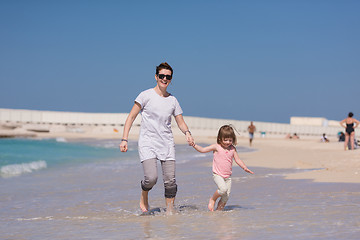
[[192, 125, 254, 211]]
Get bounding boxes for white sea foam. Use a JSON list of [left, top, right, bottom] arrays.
[[0, 160, 47, 178], [56, 137, 67, 142], [17, 216, 54, 221], [193, 153, 210, 158]]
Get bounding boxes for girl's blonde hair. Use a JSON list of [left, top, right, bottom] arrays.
[[217, 125, 237, 146]]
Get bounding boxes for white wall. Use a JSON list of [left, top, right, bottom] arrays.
[[0, 108, 344, 137]]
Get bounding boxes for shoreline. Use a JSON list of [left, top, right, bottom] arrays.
[[1, 128, 359, 184]]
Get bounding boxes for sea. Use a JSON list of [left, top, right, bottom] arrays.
[[1, 138, 359, 240]]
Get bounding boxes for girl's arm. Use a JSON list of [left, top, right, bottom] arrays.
[[119, 103, 141, 152], [234, 149, 254, 174], [193, 144, 217, 153], [175, 114, 194, 146]]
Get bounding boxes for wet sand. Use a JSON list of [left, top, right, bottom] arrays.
[[1, 140, 359, 239], [2, 127, 360, 239]]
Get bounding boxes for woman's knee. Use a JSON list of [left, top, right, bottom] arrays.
[[141, 175, 158, 191], [141, 158, 158, 191], [161, 160, 177, 198]]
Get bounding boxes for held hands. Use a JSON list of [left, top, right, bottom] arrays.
[[186, 132, 195, 147]]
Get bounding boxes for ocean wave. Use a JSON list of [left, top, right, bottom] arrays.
[[0, 160, 47, 178], [56, 137, 67, 142]]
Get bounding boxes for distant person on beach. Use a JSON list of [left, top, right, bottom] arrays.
[[286, 133, 299, 139], [191, 125, 254, 211], [338, 132, 345, 142], [119, 62, 194, 214], [247, 121, 256, 146], [340, 112, 359, 150], [321, 133, 329, 142]]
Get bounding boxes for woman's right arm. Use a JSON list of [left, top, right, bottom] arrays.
[[119, 102, 141, 152]]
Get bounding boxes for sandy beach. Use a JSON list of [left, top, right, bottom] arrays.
[[238, 137, 360, 184], [173, 134, 360, 184]]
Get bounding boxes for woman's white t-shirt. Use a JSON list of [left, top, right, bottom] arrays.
[[135, 88, 183, 162]]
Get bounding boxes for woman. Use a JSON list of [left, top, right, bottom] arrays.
[[119, 62, 194, 213], [340, 112, 359, 150]]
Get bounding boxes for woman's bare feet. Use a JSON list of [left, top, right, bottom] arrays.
[[165, 197, 175, 215], [140, 190, 149, 212]]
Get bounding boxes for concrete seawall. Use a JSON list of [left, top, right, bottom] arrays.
[[0, 108, 344, 139]]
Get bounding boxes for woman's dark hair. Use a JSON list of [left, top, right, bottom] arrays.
[[348, 112, 354, 117], [156, 62, 173, 76]]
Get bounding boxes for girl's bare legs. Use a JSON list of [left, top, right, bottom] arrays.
[[208, 190, 221, 211], [140, 190, 149, 212], [216, 199, 226, 211], [344, 134, 349, 150]]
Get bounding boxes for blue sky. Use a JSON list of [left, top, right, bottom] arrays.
[[1, 1, 359, 123]]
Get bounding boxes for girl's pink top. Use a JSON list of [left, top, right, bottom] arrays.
[[212, 144, 235, 178]]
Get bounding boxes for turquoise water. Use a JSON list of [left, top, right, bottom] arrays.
[[0, 138, 112, 166], [0, 138, 138, 178], [0, 138, 252, 178]]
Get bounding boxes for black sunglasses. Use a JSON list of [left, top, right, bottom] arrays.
[[158, 74, 172, 80]]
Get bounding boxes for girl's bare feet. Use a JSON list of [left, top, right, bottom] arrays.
[[208, 190, 221, 211], [208, 197, 215, 211]]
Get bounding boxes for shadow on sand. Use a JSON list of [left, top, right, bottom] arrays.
[[223, 205, 254, 211]]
